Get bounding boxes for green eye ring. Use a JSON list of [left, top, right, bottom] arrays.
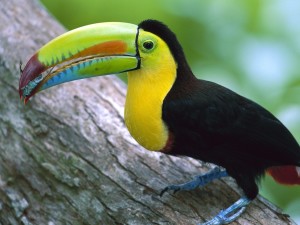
[[142, 40, 155, 51]]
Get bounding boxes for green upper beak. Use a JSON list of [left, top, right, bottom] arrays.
[[19, 22, 140, 103]]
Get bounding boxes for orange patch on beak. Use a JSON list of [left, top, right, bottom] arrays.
[[72, 41, 128, 59]]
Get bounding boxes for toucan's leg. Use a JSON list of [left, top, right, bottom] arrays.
[[160, 167, 228, 196], [199, 196, 251, 225]]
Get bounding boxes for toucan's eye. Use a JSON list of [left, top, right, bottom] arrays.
[[142, 40, 154, 51]]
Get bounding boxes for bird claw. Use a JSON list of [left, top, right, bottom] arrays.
[[198, 197, 250, 225], [199, 207, 246, 225], [159, 179, 202, 197], [160, 168, 228, 197], [199, 215, 224, 225], [160, 185, 181, 197]]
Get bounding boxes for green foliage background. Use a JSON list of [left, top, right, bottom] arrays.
[[40, 0, 300, 223]]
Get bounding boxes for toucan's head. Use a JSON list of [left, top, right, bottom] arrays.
[[19, 19, 189, 103]]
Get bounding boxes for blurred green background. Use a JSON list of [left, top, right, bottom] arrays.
[[40, 0, 300, 223]]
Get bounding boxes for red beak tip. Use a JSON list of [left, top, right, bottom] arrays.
[[24, 97, 29, 105], [19, 53, 46, 100]]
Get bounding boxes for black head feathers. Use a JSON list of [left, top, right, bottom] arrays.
[[138, 19, 191, 73]]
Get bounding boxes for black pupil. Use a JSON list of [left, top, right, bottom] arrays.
[[143, 41, 154, 50]]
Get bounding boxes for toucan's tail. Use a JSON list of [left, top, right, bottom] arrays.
[[267, 166, 300, 185]]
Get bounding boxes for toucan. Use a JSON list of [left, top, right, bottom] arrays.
[[19, 19, 300, 225]]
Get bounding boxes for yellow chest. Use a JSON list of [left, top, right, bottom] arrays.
[[124, 64, 176, 151]]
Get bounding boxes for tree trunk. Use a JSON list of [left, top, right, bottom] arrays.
[[0, 0, 297, 224]]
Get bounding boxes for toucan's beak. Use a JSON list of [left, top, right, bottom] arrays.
[[19, 22, 140, 103]]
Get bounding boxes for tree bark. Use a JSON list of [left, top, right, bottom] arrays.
[[0, 0, 297, 224]]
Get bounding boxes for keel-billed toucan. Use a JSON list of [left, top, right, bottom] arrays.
[[19, 20, 300, 225]]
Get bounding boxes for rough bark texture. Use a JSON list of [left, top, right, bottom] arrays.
[[0, 0, 297, 224]]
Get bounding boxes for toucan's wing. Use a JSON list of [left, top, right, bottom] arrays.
[[163, 80, 300, 167]]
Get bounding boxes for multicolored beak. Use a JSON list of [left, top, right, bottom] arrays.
[[19, 22, 140, 103]]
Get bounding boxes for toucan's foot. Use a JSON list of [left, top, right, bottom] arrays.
[[199, 197, 251, 225], [160, 167, 228, 196]]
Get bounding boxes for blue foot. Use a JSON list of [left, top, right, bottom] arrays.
[[199, 197, 251, 225], [160, 167, 228, 196]]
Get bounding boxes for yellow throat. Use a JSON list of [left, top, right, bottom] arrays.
[[124, 30, 177, 151]]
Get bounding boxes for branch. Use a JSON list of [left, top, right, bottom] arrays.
[[0, 0, 296, 224]]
